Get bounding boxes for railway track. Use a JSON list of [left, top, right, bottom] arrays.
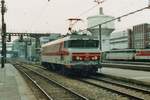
[[13, 62, 88, 100], [77, 74, 150, 100], [11, 61, 150, 100], [90, 75, 150, 93], [14, 64, 52, 100]]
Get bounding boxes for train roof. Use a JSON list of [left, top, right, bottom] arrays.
[[42, 34, 98, 47]]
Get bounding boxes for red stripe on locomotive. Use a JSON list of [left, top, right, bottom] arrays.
[[42, 50, 69, 56]]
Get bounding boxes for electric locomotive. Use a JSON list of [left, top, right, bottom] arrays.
[[41, 34, 102, 75]]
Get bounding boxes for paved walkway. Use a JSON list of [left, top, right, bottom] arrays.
[[0, 64, 37, 100], [100, 67, 150, 83]]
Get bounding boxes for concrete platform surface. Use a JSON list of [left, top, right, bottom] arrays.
[[0, 63, 37, 100], [101, 67, 150, 83]]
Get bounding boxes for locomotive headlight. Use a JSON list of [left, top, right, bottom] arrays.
[[79, 57, 82, 60], [76, 56, 80, 60], [94, 56, 98, 60], [92, 57, 95, 60]]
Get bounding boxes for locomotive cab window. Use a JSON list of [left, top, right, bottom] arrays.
[[67, 40, 98, 48]]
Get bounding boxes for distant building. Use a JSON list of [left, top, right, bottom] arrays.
[[12, 33, 61, 60], [110, 23, 150, 50], [110, 29, 132, 50], [133, 23, 150, 49]]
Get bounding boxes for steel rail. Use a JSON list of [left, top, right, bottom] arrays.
[[15, 62, 89, 100], [78, 78, 144, 100], [14, 65, 53, 100], [90, 76, 150, 94]]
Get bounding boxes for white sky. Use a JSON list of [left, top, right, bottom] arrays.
[[3, 0, 150, 34]]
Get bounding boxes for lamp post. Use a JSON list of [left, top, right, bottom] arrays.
[[1, 0, 6, 68]]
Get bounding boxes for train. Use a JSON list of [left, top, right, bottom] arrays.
[[41, 34, 102, 75], [103, 49, 150, 61]]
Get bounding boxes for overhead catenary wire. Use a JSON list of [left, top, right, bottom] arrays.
[[30, 0, 99, 33], [79, 6, 150, 32], [29, 1, 101, 33], [29, 1, 51, 32], [69, 0, 106, 32], [69, 3, 101, 31], [78, 4, 100, 18], [78, 0, 106, 18]]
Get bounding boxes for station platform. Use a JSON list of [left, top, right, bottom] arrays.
[[0, 63, 37, 100], [100, 67, 150, 83]]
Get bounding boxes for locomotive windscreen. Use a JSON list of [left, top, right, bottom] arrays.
[[67, 40, 99, 48]]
